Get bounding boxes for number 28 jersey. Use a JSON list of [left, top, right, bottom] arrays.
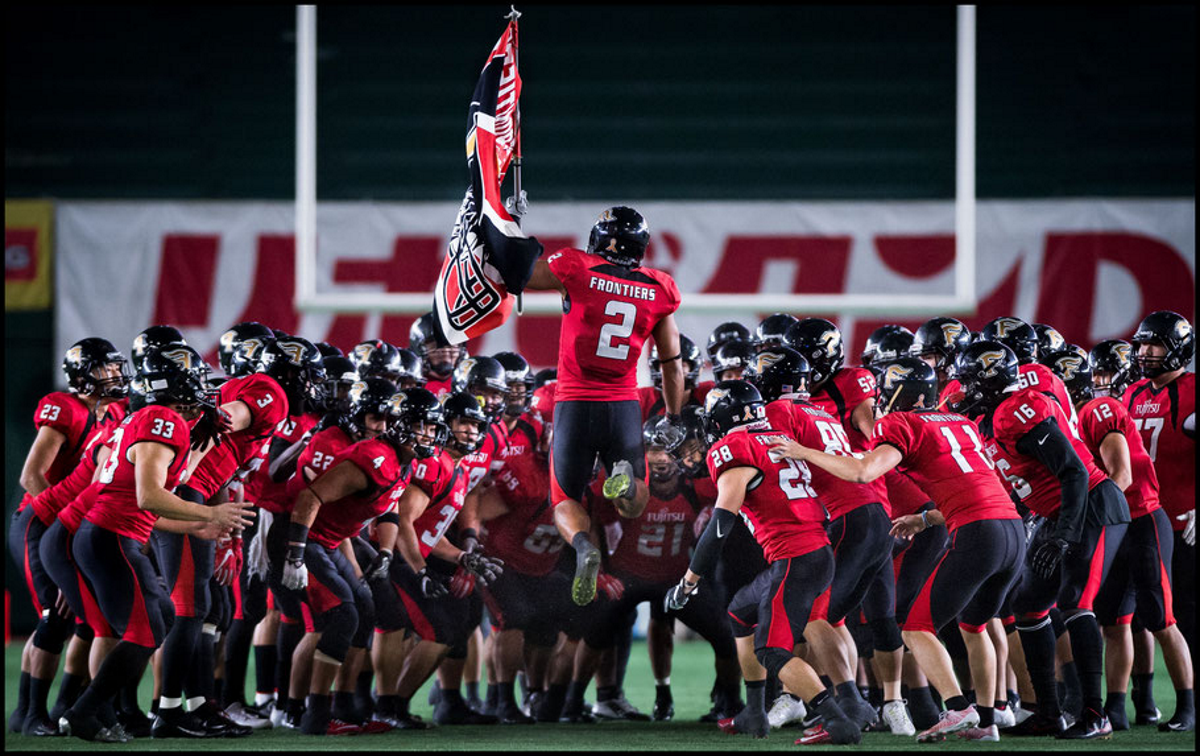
[[706, 425, 829, 563], [547, 247, 681, 402]]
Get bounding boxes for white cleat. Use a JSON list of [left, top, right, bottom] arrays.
[[768, 694, 808, 729], [224, 702, 273, 729], [882, 700, 916, 736], [1010, 706, 1033, 727], [916, 706, 980, 743], [957, 724, 1000, 741], [993, 706, 1016, 729]]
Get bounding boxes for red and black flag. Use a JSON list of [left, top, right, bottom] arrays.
[[432, 14, 542, 346]]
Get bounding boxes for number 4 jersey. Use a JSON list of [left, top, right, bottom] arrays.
[[706, 425, 829, 563], [547, 247, 681, 402]]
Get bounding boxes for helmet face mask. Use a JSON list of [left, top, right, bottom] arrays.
[[64, 338, 132, 399], [383, 388, 447, 459], [493, 351, 535, 417], [1088, 339, 1137, 398], [911, 317, 971, 381]]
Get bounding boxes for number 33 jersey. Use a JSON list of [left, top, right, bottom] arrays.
[[547, 247, 681, 402], [706, 426, 829, 563]]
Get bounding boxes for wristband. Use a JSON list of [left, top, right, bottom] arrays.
[[657, 353, 682, 363], [461, 528, 478, 543], [287, 521, 310, 546], [920, 510, 930, 530], [376, 511, 400, 528]]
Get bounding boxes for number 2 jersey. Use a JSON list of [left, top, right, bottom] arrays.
[[1123, 371, 1195, 529], [872, 410, 1019, 532], [706, 425, 829, 563], [547, 247, 681, 402], [85, 405, 193, 543]]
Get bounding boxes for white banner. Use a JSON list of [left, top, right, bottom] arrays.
[[56, 200, 1194, 385]]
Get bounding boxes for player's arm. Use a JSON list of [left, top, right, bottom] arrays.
[[269, 430, 313, 483], [1096, 432, 1133, 491], [651, 313, 686, 416], [770, 439, 901, 485], [475, 482, 511, 522], [524, 259, 566, 295], [890, 506, 946, 540], [221, 399, 255, 433], [680, 466, 757, 586], [20, 425, 68, 496], [339, 538, 363, 580], [850, 396, 877, 438], [1016, 417, 1090, 544], [131, 441, 254, 530], [153, 517, 229, 539], [90, 445, 112, 483], [290, 459, 369, 531], [392, 483, 432, 573], [458, 487, 483, 543]]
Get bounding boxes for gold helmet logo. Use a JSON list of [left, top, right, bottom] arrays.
[[133, 333, 148, 355], [66, 346, 83, 365], [939, 321, 964, 346], [278, 341, 307, 366], [353, 343, 376, 364], [819, 330, 841, 355], [161, 347, 195, 371], [882, 363, 913, 390], [993, 318, 1022, 338], [1177, 320, 1193, 338], [1114, 343, 1131, 363], [219, 330, 237, 352], [704, 387, 729, 414], [348, 380, 369, 404], [1044, 330, 1064, 351], [241, 338, 265, 361], [1055, 355, 1083, 382], [387, 392, 407, 415], [978, 350, 1007, 377], [753, 351, 785, 374]]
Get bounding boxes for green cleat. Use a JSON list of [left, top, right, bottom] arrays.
[[603, 460, 634, 500], [571, 542, 601, 606]]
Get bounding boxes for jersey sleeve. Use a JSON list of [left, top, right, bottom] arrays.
[[837, 368, 877, 409], [872, 413, 916, 457], [993, 390, 1057, 448], [1080, 397, 1126, 448], [408, 453, 449, 498], [657, 271, 682, 314], [546, 247, 584, 287], [128, 406, 189, 459], [706, 432, 757, 484], [33, 393, 82, 436], [234, 376, 289, 434]]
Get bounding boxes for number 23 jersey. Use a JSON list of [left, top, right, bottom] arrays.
[[706, 426, 829, 562], [547, 247, 681, 402]]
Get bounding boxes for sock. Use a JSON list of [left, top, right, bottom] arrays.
[[465, 680, 481, 704], [819, 674, 834, 692], [254, 645, 277, 703], [834, 680, 864, 706], [1063, 613, 1103, 713], [396, 696, 411, 717], [1017, 621, 1061, 718], [1132, 672, 1157, 713], [120, 677, 142, 714], [151, 697, 161, 715], [1173, 689, 1195, 720], [286, 696, 305, 721], [332, 691, 355, 720], [275, 622, 304, 709], [254, 692, 275, 707], [375, 694, 398, 718], [868, 686, 884, 711], [11, 671, 31, 731], [71, 642, 155, 720], [27, 675, 54, 723], [187, 630, 217, 701], [977, 706, 994, 727], [354, 670, 374, 717], [564, 680, 587, 711], [597, 684, 617, 703], [223, 619, 253, 708], [160, 616, 202, 701], [656, 683, 672, 703], [543, 683, 568, 719], [945, 695, 969, 712], [1008, 689, 1020, 709], [51, 672, 87, 720], [97, 700, 118, 728], [303, 694, 330, 732], [498, 680, 517, 708], [745, 680, 766, 715], [765, 673, 780, 705], [442, 686, 464, 705], [1060, 659, 1084, 710], [995, 698, 1008, 712], [1105, 691, 1126, 713], [908, 686, 941, 730], [485, 684, 499, 713], [964, 688, 976, 705]]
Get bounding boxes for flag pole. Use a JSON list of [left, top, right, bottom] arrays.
[[505, 5, 526, 315]]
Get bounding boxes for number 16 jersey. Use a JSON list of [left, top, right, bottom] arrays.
[[547, 247, 681, 402]]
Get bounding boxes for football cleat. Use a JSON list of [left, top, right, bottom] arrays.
[[916, 706, 980, 743], [794, 718, 861, 746], [653, 697, 675, 722], [1004, 710, 1067, 736], [22, 716, 62, 737], [358, 718, 394, 734], [1136, 706, 1162, 726], [571, 540, 601, 606], [1056, 708, 1112, 740], [993, 705, 1017, 729], [433, 698, 499, 725], [325, 718, 363, 736], [767, 694, 807, 729], [881, 700, 916, 736], [150, 708, 212, 739], [602, 460, 634, 501], [593, 695, 651, 722], [957, 724, 1000, 741], [1160, 713, 1196, 733], [717, 710, 769, 738], [223, 702, 272, 730]]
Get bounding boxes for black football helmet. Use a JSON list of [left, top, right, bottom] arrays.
[[1131, 310, 1195, 377], [457, 356, 508, 420], [132, 325, 186, 372], [344, 377, 398, 440], [493, 351, 535, 416], [706, 321, 752, 361], [587, 206, 650, 269], [650, 334, 701, 390], [742, 346, 810, 404], [316, 341, 344, 359], [754, 313, 799, 353], [981, 317, 1038, 365], [910, 317, 972, 380], [703, 380, 768, 445], [783, 318, 844, 390], [320, 355, 363, 417], [218, 322, 275, 378], [642, 417, 682, 483], [410, 313, 465, 379], [1041, 349, 1092, 406], [1033, 323, 1066, 359], [352, 340, 403, 383], [953, 341, 1020, 413], [669, 405, 710, 478], [1088, 339, 1138, 399], [63, 338, 132, 398], [875, 356, 938, 413], [384, 388, 448, 458], [259, 336, 326, 415], [712, 339, 756, 382], [443, 391, 491, 455], [533, 368, 557, 391], [136, 346, 217, 413], [395, 348, 425, 390], [862, 325, 915, 368]]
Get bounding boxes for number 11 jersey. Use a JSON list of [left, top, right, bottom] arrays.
[[547, 247, 681, 402]]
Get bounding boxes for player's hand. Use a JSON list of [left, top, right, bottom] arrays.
[[418, 567, 450, 599], [54, 589, 72, 620], [664, 578, 698, 612], [505, 189, 529, 217], [654, 414, 686, 454], [449, 567, 477, 599], [459, 551, 504, 585], [461, 529, 482, 555], [282, 543, 308, 590], [190, 406, 234, 451], [889, 514, 925, 540], [363, 549, 393, 583], [1177, 510, 1196, 547], [693, 506, 714, 540], [210, 500, 256, 533], [597, 572, 625, 601], [768, 439, 808, 463], [1031, 537, 1071, 582], [214, 536, 243, 586]]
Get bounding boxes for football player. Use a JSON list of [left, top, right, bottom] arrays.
[[754, 313, 799, 354], [909, 316, 972, 406], [706, 321, 752, 363], [640, 334, 711, 420], [980, 316, 1079, 430], [409, 313, 468, 398], [522, 206, 685, 607], [712, 339, 756, 383]]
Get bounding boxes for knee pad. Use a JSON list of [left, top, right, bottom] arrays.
[[755, 646, 795, 680], [314, 602, 358, 664], [32, 611, 73, 654], [869, 616, 904, 653]]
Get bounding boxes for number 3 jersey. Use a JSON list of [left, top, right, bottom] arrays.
[[186, 373, 289, 499], [547, 247, 681, 402], [407, 450, 468, 558], [307, 437, 406, 550], [871, 410, 1018, 532], [706, 425, 830, 563], [85, 405, 193, 544], [1123, 372, 1195, 529], [978, 388, 1107, 520]]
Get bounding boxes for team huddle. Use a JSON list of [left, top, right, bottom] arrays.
[[8, 206, 1196, 747]]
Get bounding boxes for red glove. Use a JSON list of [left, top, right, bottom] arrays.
[[597, 571, 625, 601], [214, 536, 243, 586], [449, 566, 477, 599], [693, 506, 714, 540]]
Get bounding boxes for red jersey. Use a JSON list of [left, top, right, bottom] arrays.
[[424, 375, 454, 401], [244, 412, 319, 513], [766, 396, 875, 520], [529, 381, 556, 424], [1078, 397, 1160, 519], [28, 401, 128, 526], [408, 451, 468, 558], [884, 469, 933, 519], [19, 392, 102, 512], [980, 389, 1107, 520], [706, 425, 829, 562], [547, 247, 681, 402], [1017, 363, 1079, 433], [458, 429, 501, 493], [808, 367, 890, 513], [636, 383, 711, 422], [59, 482, 101, 534], [496, 417, 541, 462], [484, 448, 562, 576], [1124, 372, 1195, 528], [286, 424, 355, 510], [872, 411, 1019, 532], [308, 438, 406, 549], [608, 482, 701, 580], [187, 374, 290, 499], [86, 405, 192, 543]]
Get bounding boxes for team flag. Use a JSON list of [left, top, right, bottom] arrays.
[[432, 14, 543, 346]]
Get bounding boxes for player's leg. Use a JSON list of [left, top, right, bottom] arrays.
[[599, 401, 650, 518], [861, 557, 909, 735], [17, 509, 72, 735], [550, 401, 604, 605], [674, 574, 743, 723], [1136, 507, 1194, 732], [1095, 516, 1139, 729], [39, 522, 95, 725]]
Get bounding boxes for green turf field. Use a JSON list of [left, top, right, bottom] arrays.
[[5, 637, 1195, 751]]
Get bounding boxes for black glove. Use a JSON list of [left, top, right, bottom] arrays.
[[417, 567, 450, 599], [655, 414, 686, 454], [363, 549, 392, 583], [191, 405, 234, 451], [461, 528, 481, 555], [664, 578, 698, 612], [458, 551, 504, 585], [1031, 537, 1071, 582]]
